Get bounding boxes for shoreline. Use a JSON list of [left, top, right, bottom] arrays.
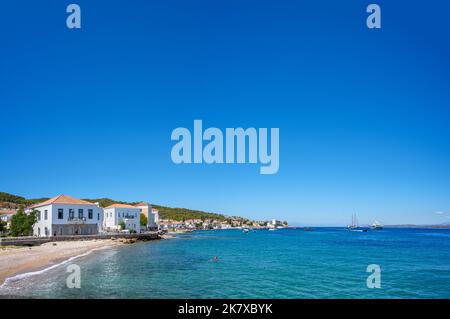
[[0, 239, 124, 287]]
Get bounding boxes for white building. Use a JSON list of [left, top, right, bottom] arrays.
[[0, 209, 16, 230], [152, 208, 159, 228], [103, 204, 141, 233], [27, 195, 103, 237], [134, 202, 158, 230], [134, 202, 155, 229]]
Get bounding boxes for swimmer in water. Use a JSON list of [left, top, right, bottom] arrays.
[[214, 256, 219, 262]]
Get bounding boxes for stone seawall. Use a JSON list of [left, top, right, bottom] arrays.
[[0, 232, 160, 246]]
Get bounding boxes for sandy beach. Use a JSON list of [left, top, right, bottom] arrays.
[[0, 240, 123, 286]]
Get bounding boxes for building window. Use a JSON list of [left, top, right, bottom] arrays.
[[78, 209, 83, 219], [88, 209, 93, 219], [44, 210, 48, 220], [38, 227, 41, 236], [44, 227, 49, 236], [69, 209, 74, 220], [97, 213, 100, 220], [58, 209, 64, 219], [37, 211, 41, 221]]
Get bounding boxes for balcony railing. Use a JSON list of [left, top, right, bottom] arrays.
[[68, 217, 86, 224]]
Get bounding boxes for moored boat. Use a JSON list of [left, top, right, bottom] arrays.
[[348, 213, 369, 232], [372, 220, 383, 230]]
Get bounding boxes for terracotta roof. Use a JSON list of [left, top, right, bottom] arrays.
[[105, 203, 139, 209], [134, 202, 149, 207], [0, 209, 17, 216], [29, 195, 96, 209]]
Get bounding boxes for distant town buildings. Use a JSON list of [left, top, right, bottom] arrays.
[[158, 217, 286, 231], [269, 219, 284, 228], [0, 209, 16, 230]]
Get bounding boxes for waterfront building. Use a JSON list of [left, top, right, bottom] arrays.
[[27, 195, 103, 237], [134, 202, 158, 230], [152, 208, 159, 228], [103, 203, 141, 233], [271, 219, 283, 227]]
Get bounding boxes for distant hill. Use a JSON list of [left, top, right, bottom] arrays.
[[0, 192, 234, 222], [152, 205, 227, 222], [81, 197, 228, 221], [0, 192, 49, 208]]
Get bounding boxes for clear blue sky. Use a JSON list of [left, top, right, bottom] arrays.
[[1, 1, 450, 225]]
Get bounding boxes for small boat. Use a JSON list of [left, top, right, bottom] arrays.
[[268, 228, 276, 231], [372, 220, 383, 230], [351, 228, 368, 232], [242, 228, 249, 233]]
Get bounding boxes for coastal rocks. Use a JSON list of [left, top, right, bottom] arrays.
[[118, 237, 137, 244]]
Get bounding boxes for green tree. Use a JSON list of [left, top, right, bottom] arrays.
[[0, 220, 7, 233], [283, 221, 288, 226], [140, 213, 148, 226], [10, 207, 37, 237], [118, 220, 126, 230]]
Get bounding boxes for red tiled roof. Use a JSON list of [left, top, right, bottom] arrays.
[[0, 209, 17, 216], [134, 202, 149, 207], [105, 203, 138, 209], [29, 195, 96, 209]]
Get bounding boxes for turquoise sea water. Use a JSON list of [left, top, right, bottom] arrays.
[[1, 228, 450, 298]]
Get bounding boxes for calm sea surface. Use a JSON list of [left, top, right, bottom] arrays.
[[2, 228, 450, 298]]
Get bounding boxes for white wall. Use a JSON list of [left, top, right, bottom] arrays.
[[104, 207, 141, 233], [135, 204, 157, 229], [29, 204, 102, 237], [31, 204, 52, 237], [152, 209, 159, 227]]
